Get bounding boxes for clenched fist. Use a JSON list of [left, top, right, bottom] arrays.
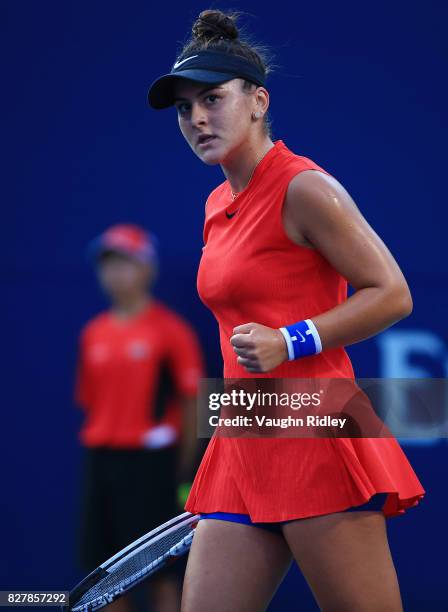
[[230, 322, 289, 373]]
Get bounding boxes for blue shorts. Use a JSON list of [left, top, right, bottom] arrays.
[[198, 493, 389, 535]]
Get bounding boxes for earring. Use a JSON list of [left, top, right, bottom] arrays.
[[252, 111, 262, 119]]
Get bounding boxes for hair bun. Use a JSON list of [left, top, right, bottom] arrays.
[[192, 9, 239, 42]]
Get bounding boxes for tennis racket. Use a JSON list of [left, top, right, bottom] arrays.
[[64, 511, 200, 612]]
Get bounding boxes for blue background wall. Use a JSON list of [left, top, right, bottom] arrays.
[[2, 1, 446, 610]]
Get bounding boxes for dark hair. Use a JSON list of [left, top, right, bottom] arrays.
[[176, 9, 274, 138]]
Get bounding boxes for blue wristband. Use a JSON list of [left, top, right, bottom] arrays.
[[279, 319, 322, 360]]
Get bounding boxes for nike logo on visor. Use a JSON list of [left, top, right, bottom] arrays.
[[173, 55, 198, 70]]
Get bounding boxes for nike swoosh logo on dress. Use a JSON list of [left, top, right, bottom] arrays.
[[226, 210, 238, 219]]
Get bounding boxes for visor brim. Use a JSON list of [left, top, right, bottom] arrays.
[[147, 70, 234, 109], [86, 241, 154, 265]]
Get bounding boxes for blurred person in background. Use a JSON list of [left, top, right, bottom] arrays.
[[74, 224, 204, 612]]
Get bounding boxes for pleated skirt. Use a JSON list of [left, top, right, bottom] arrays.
[[185, 435, 425, 521]]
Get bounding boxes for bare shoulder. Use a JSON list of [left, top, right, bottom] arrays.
[[283, 169, 364, 249]]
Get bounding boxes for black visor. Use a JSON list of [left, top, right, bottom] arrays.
[[147, 50, 266, 109]]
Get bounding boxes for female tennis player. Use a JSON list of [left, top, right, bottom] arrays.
[[147, 9, 425, 611]]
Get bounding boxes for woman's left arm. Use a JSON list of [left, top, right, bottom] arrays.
[[284, 170, 413, 349], [231, 170, 413, 372]]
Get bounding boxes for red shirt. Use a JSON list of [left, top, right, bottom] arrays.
[[197, 139, 354, 379], [75, 300, 204, 448]]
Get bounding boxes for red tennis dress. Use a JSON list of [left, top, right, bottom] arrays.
[[184, 139, 425, 521]]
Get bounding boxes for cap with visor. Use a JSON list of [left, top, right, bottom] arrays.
[[147, 50, 266, 109], [87, 224, 158, 265]]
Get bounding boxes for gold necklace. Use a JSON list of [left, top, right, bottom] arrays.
[[230, 146, 272, 201]]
